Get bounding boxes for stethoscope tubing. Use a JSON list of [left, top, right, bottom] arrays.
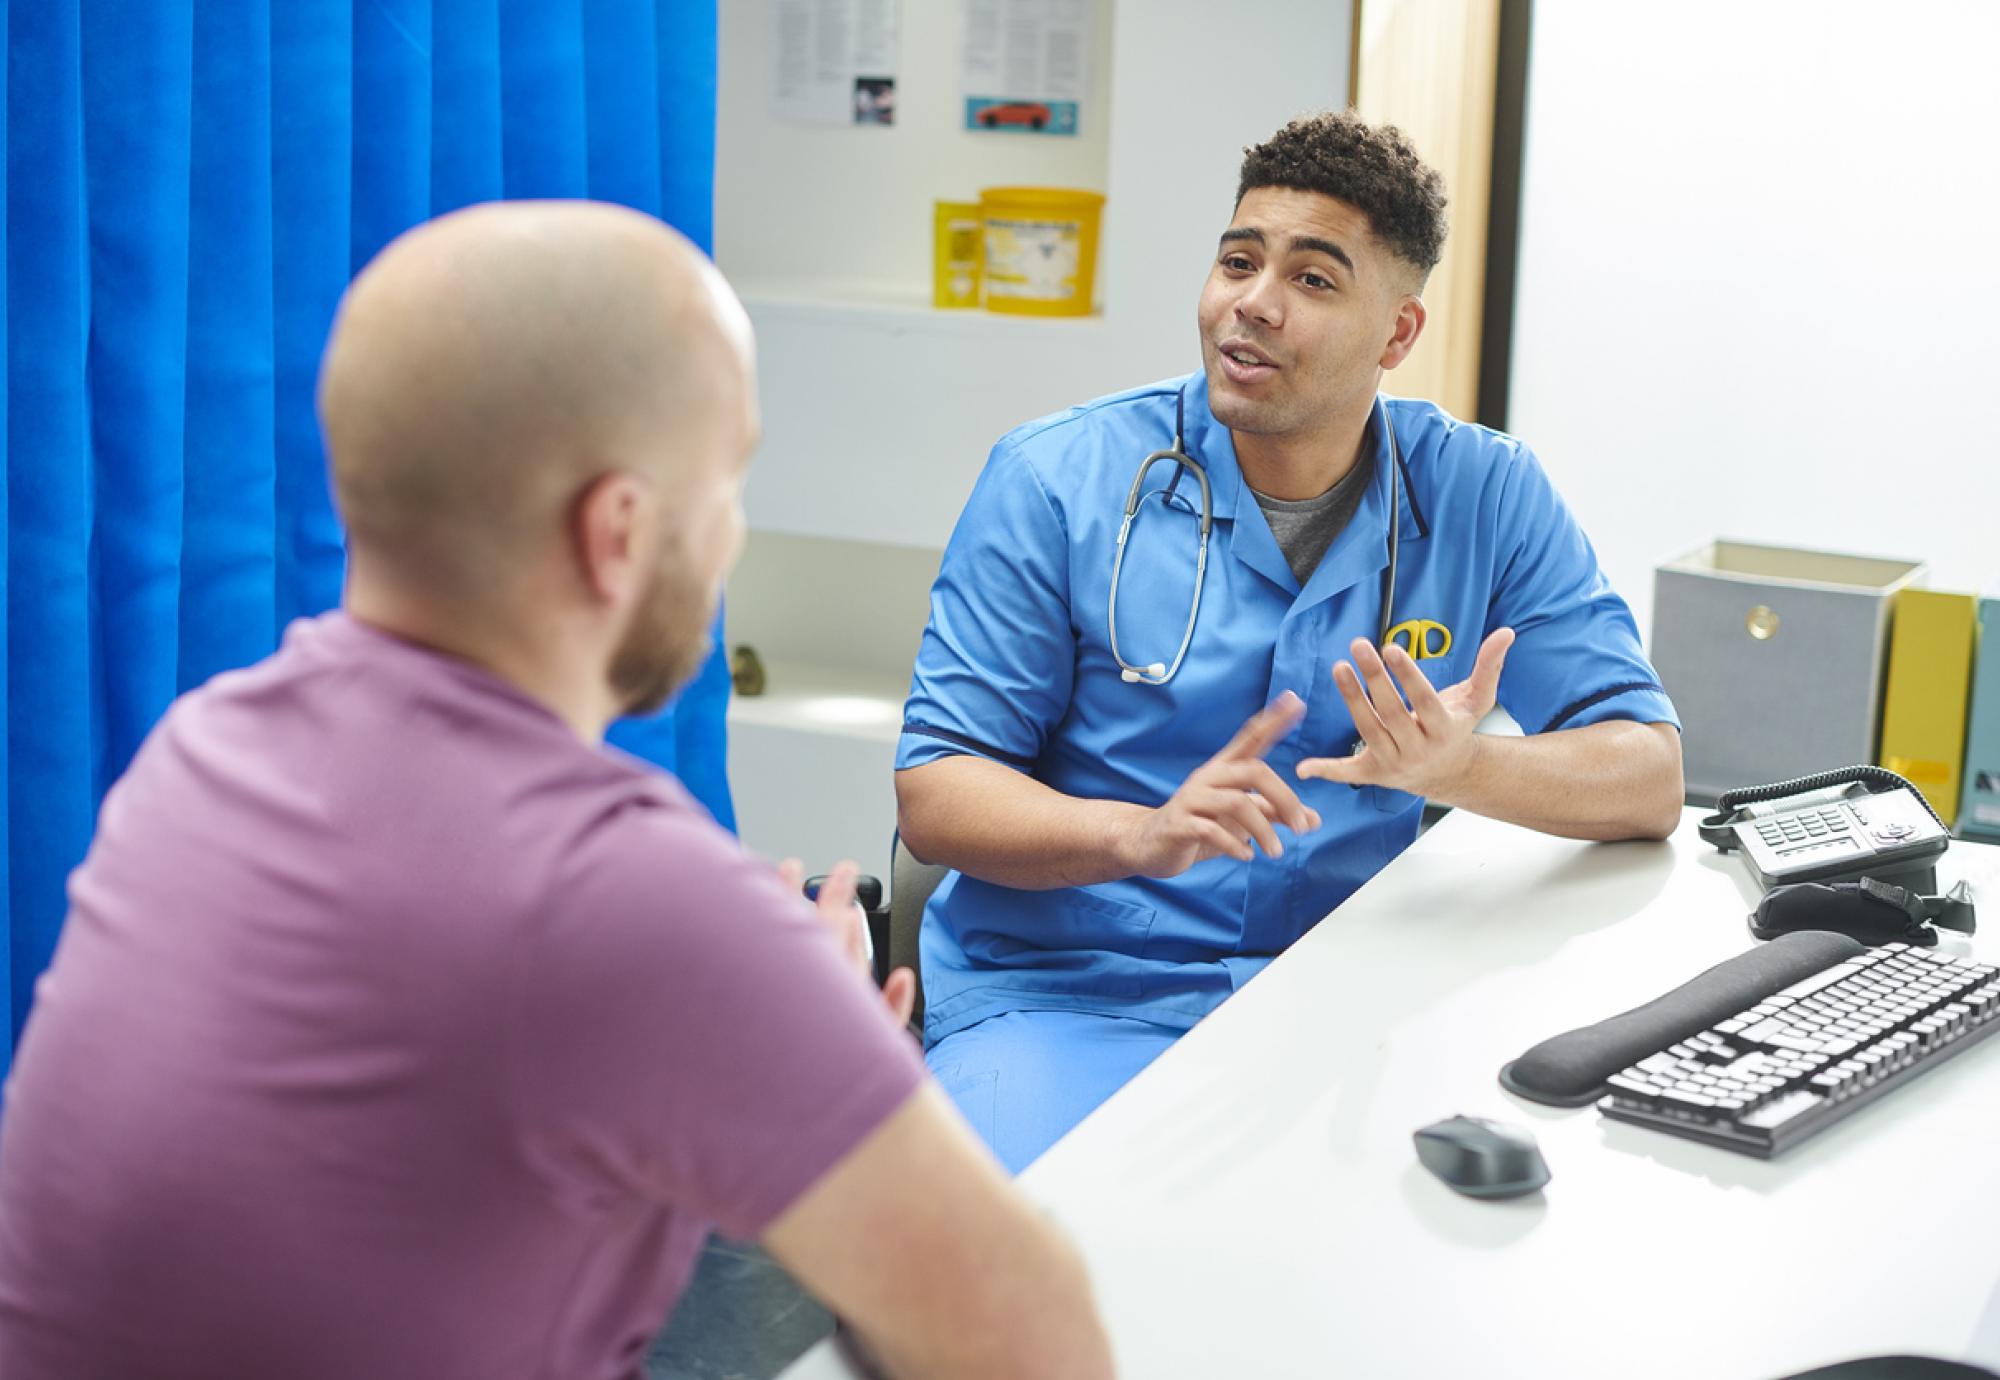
[[1108, 384, 1401, 687], [1110, 445, 1211, 685]]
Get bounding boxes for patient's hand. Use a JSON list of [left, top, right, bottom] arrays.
[[777, 857, 918, 1029]]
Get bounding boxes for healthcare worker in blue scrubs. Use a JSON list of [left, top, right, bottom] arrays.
[[895, 111, 1685, 1173]]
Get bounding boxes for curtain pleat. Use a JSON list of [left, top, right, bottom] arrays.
[[656, 0, 715, 253], [182, 0, 279, 691], [583, 0, 662, 214], [432, 0, 504, 214], [80, 2, 193, 786], [270, 2, 353, 635], [353, 0, 435, 274], [0, 0, 14, 1044], [3, 1, 729, 1065], [7, 1, 95, 1046], [500, 0, 589, 198]]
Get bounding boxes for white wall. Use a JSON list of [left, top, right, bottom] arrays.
[[1509, 0, 2000, 640]]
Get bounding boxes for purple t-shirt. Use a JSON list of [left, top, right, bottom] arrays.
[[0, 613, 924, 1380]]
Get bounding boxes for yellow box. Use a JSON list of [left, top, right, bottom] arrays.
[[979, 186, 1104, 317], [1879, 586, 1979, 826], [932, 200, 983, 309]]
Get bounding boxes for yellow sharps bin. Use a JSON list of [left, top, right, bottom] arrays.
[[978, 187, 1104, 316], [932, 201, 983, 309]]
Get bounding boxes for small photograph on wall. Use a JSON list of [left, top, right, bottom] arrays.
[[771, 0, 900, 127], [964, 97, 1076, 135], [854, 76, 896, 124]]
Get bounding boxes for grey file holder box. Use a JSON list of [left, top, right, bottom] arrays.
[[1650, 541, 1926, 805]]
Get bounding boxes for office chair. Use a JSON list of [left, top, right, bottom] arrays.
[[885, 835, 948, 1033]]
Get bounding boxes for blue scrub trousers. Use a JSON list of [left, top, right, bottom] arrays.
[[925, 1011, 1182, 1174]]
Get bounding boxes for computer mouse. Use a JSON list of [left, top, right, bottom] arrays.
[[1412, 1114, 1550, 1199]]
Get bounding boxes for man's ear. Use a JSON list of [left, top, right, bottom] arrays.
[[1379, 294, 1428, 371], [571, 469, 656, 609]]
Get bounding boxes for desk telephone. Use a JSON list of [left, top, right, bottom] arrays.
[[1700, 765, 1950, 892]]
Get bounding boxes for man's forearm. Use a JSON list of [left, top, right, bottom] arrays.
[[765, 1085, 1116, 1380], [1429, 720, 1684, 841], [896, 756, 1148, 890], [857, 1213, 1111, 1380]]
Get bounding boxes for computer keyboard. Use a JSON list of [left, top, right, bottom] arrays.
[[1598, 943, 2000, 1157]]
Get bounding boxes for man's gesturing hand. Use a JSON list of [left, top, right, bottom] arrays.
[[1121, 691, 1321, 878], [1296, 628, 1514, 799], [777, 857, 918, 1028]]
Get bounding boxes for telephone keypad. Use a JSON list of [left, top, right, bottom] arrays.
[[1755, 807, 1852, 853], [1735, 786, 1948, 890]]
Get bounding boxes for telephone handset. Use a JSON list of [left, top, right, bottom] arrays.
[[1699, 765, 1950, 892]]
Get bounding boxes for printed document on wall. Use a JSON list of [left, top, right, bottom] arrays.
[[772, 0, 901, 126], [959, 0, 1096, 136]]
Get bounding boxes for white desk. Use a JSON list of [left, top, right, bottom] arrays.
[[783, 809, 2000, 1379]]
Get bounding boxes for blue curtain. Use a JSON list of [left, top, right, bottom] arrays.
[[1, 1, 729, 1069]]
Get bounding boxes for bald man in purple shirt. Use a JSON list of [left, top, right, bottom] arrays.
[[0, 202, 1113, 1380]]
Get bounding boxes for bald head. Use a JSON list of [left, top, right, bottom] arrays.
[[319, 201, 754, 605]]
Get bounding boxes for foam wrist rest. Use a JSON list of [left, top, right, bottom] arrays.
[[1498, 930, 1867, 1107]]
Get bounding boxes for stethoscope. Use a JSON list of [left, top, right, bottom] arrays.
[[1109, 385, 1402, 686]]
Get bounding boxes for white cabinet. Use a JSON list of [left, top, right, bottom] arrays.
[[718, 0, 1356, 869]]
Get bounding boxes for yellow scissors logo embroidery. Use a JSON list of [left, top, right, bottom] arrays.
[[1383, 619, 1452, 660]]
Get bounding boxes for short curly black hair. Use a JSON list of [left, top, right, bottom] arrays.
[[1237, 110, 1449, 281]]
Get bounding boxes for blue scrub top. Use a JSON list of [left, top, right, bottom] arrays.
[[897, 373, 1679, 1045]]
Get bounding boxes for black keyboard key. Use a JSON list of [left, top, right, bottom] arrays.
[[1607, 1073, 1655, 1102]]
